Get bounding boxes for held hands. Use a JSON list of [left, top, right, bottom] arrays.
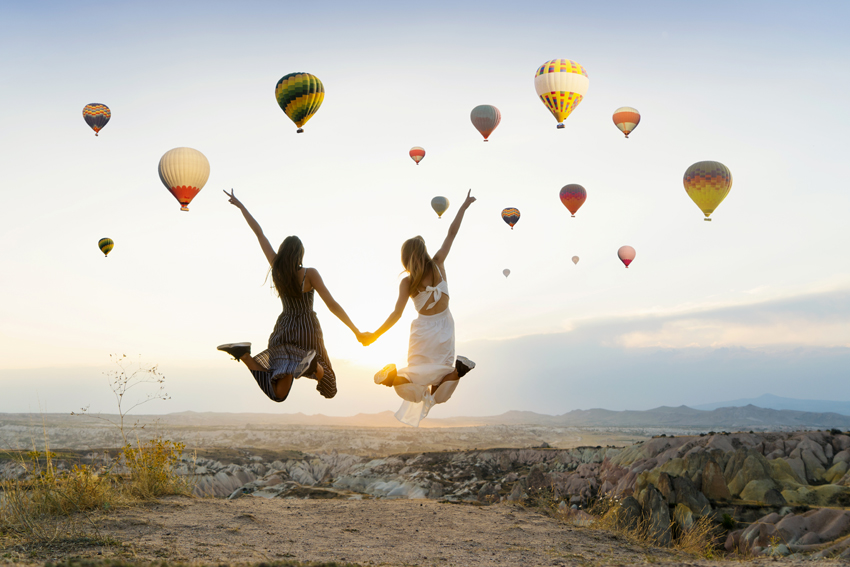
[[356, 331, 378, 347], [223, 188, 245, 209]]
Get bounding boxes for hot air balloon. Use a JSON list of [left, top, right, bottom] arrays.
[[83, 104, 110, 136], [559, 184, 586, 217], [534, 59, 589, 129], [571, 256, 579, 265], [683, 161, 732, 221], [275, 72, 324, 133], [501, 207, 520, 229], [98, 238, 114, 257], [470, 105, 501, 141], [613, 107, 640, 138], [431, 196, 449, 219], [503, 269, 510, 278], [618, 246, 636, 268], [158, 147, 210, 212], [409, 146, 425, 165]]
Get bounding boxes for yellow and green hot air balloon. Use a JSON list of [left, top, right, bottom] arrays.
[[275, 72, 324, 133], [683, 161, 732, 221], [98, 238, 114, 257]]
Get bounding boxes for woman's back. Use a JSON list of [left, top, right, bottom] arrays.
[[411, 264, 449, 315]]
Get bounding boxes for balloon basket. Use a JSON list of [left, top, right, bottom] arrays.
[[297, 128, 304, 133], [556, 123, 565, 129], [180, 206, 189, 212], [704, 218, 712, 222], [483, 139, 489, 142], [571, 215, 575, 218]]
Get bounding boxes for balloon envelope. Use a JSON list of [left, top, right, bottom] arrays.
[[275, 72, 324, 133], [409, 146, 425, 165], [501, 207, 520, 229], [431, 196, 449, 218], [618, 246, 636, 268], [571, 256, 579, 265], [158, 147, 210, 212], [83, 104, 110, 136], [683, 161, 732, 221], [612, 106, 640, 138], [503, 269, 510, 278], [534, 59, 589, 128], [470, 105, 501, 141], [559, 184, 587, 217], [98, 238, 114, 257]]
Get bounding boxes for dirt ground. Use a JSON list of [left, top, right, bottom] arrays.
[[11, 496, 846, 567]]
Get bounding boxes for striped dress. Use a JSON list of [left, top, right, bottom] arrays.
[[250, 271, 337, 401]]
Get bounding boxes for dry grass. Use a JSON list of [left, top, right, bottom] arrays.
[[1, 436, 191, 548]]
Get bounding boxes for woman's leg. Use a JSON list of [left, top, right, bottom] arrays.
[[239, 353, 266, 372], [273, 374, 294, 400], [431, 369, 459, 393]]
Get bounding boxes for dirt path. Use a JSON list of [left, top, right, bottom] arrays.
[[49, 496, 839, 567]]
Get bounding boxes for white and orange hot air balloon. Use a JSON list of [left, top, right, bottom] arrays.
[[618, 246, 636, 268], [409, 146, 425, 165], [612, 107, 640, 138], [158, 147, 210, 212]]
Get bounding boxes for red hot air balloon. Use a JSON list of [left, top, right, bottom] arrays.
[[559, 184, 586, 217], [409, 146, 425, 165], [612, 107, 640, 138], [618, 246, 636, 268]]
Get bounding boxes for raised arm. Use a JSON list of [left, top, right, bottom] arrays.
[[224, 189, 276, 265], [432, 189, 476, 264], [307, 268, 364, 341], [364, 278, 411, 345]]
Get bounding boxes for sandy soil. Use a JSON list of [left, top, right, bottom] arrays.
[[26, 496, 844, 567]]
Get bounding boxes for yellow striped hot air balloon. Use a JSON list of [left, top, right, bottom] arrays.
[[534, 59, 589, 129], [98, 238, 114, 257], [275, 72, 324, 133], [683, 161, 732, 221]]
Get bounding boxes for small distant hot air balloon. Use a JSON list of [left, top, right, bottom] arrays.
[[683, 161, 732, 221], [431, 196, 449, 219], [83, 104, 111, 136], [158, 147, 210, 212], [503, 269, 510, 278], [618, 246, 636, 268], [572, 256, 579, 265], [613, 107, 640, 138], [559, 184, 587, 217], [98, 238, 114, 257], [534, 59, 589, 129], [470, 105, 501, 141], [409, 146, 425, 165], [275, 72, 324, 133], [501, 207, 520, 229]]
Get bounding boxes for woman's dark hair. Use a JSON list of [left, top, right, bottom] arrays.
[[269, 236, 305, 298]]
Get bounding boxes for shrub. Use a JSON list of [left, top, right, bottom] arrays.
[[120, 437, 190, 499]]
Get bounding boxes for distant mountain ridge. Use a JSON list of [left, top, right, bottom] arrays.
[[7, 402, 850, 429], [691, 393, 850, 415]]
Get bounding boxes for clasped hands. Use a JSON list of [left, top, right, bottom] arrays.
[[356, 331, 378, 347]]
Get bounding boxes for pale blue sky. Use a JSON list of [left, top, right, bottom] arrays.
[[1, 1, 848, 417]]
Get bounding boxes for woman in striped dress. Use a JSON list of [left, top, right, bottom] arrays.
[[217, 189, 364, 402]]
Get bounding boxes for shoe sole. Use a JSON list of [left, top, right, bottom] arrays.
[[294, 351, 316, 378], [217, 342, 251, 350], [374, 364, 397, 384]]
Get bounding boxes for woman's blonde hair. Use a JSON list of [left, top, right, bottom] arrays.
[[401, 236, 440, 297]]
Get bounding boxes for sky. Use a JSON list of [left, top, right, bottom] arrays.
[[1, 1, 849, 418]]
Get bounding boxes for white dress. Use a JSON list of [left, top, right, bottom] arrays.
[[391, 268, 459, 427]]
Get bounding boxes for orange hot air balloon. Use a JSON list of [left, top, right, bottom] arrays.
[[618, 246, 636, 268], [559, 184, 586, 217], [612, 107, 640, 138], [409, 146, 425, 165]]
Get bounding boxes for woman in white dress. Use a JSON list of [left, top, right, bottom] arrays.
[[363, 190, 477, 426]]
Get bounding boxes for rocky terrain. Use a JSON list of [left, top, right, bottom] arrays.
[[8, 429, 850, 560]]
